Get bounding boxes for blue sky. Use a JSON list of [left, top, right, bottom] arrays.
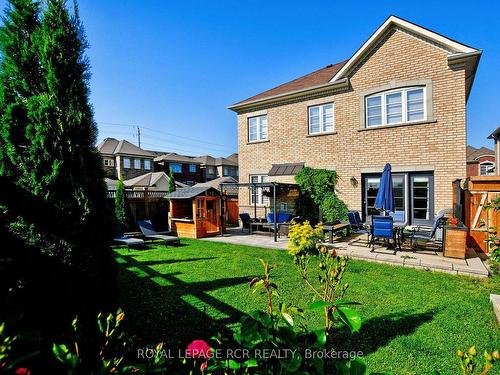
[[25, 1, 500, 155]]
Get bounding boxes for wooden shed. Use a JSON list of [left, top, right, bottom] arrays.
[[463, 176, 500, 253], [167, 186, 222, 239]]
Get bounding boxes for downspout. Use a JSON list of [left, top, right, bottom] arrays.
[[273, 183, 277, 242]]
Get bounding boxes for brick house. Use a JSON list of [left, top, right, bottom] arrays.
[[97, 138, 155, 180], [195, 154, 239, 181], [466, 146, 495, 176], [154, 153, 203, 185], [228, 16, 481, 226]]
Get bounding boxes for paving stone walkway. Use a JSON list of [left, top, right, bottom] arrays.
[[204, 228, 490, 277]]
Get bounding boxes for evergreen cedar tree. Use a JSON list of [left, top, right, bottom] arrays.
[[115, 178, 127, 227], [0, 0, 116, 367], [168, 169, 176, 192]]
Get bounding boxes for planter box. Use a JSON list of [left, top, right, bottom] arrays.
[[443, 225, 468, 259]]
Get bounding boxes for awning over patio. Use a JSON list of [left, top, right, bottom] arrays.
[[268, 162, 304, 176]]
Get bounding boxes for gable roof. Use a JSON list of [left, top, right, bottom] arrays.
[[97, 138, 154, 157], [233, 61, 347, 107], [123, 171, 188, 189], [466, 145, 495, 162], [229, 15, 480, 111], [195, 155, 238, 167], [167, 186, 218, 200], [154, 152, 200, 164]]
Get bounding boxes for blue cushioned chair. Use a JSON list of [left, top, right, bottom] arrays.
[[240, 213, 252, 232], [347, 211, 371, 246], [406, 210, 446, 252], [370, 215, 400, 253]]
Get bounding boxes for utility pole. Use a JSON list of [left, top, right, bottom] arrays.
[[137, 126, 141, 148]]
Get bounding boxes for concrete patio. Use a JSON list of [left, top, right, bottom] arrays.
[[204, 228, 490, 277]]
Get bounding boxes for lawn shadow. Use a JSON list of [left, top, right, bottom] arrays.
[[330, 310, 436, 355], [133, 257, 217, 267], [115, 252, 252, 349]]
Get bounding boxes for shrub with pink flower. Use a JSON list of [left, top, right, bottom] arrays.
[[186, 340, 213, 371]]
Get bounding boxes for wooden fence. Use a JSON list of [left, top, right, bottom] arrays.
[[107, 190, 169, 231]]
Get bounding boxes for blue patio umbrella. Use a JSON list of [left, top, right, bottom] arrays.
[[374, 163, 394, 214]]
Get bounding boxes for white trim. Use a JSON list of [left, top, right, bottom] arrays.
[[248, 114, 268, 142], [474, 154, 495, 161], [365, 86, 426, 128], [330, 16, 477, 82]]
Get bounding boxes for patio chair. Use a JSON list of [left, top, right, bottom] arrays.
[[137, 220, 180, 246], [370, 215, 400, 254], [405, 211, 446, 252], [347, 211, 371, 246], [239, 213, 253, 232], [113, 223, 145, 249]]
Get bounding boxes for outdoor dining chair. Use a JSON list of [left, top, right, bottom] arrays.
[[406, 211, 446, 252], [370, 215, 400, 254]]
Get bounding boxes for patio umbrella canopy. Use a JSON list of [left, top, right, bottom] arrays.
[[374, 163, 395, 214]]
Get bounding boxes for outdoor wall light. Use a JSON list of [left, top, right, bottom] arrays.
[[350, 176, 358, 187]]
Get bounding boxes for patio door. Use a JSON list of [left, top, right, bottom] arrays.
[[362, 174, 407, 223], [410, 174, 434, 226]]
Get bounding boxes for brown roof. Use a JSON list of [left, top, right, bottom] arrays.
[[97, 138, 155, 157], [154, 152, 200, 164], [233, 60, 347, 106], [269, 163, 305, 176], [466, 145, 495, 162]]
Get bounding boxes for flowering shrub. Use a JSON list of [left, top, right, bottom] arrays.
[[288, 221, 324, 256]]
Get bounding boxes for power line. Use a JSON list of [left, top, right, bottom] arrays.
[[96, 121, 232, 148]]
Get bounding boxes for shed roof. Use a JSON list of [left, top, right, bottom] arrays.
[[167, 186, 219, 199]]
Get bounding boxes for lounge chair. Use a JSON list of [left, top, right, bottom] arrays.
[[406, 210, 446, 252], [347, 211, 370, 246], [370, 215, 400, 254], [239, 213, 253, 232], [113, 224, 145, 249], [137, 220, 180, 246]]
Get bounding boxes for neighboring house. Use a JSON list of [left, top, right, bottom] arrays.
[[488, 126, 500, 175], [228, 16, 481, 226], [154, 153, 203, 185], [193, 176, 239, 197], [97, 138, 155, 180], [195, 154, 239, 181], [466, 146, 495, 176], [123, 171, 187, 190]]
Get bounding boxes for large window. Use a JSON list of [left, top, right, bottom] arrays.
[[123, 158, 131, 169], [170, 163, 182, 173], [250, 175, 269, 205], [309, 103, 334, 134], [134, 159, 141, 169], [366, 87, 425, 127], [480, 162, 495, 175], [144, 159, 151, 170], [248, 115, 268, 142]]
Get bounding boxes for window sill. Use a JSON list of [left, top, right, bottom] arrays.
[[307, 131, 337, 138], [358, 119, 437, 132], [247, 139, 270, 145]]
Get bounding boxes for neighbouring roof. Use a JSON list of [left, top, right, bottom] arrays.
[[229, 15, 481, 111], [154, 152, 201, 164], [167, 186, 218, 200], [123, 172, 188, 189], [97, 138, 155, 157], [195, 155, 238, 167], [466, 145, 495, 162], [194, 176, 238, 189], [488, 126, 500, 140], [268, 162, 305, 176]]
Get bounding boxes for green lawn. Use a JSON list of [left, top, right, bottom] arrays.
[[114, 239, 500, 375]]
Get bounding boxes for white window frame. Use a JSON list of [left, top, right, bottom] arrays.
[[144, 159, 151, 170], [248, 115, 268, 142], [170, 163, 182, 173], [104, 158, 114, 167], [134, 159, 141, 169], [249, 175, 269, 205], [479, 161, 495, 176], [308, 103, 334, 134], [365, 87, 426, 128], [189, 164, 197, 173], [123, 158, 131, 169]]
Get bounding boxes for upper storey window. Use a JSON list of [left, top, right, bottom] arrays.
[[366, 87, 425, 127], [309, 103, 334, 134], [248, 115, 268, 142]]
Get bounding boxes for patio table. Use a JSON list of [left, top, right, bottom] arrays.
[[365, 215, 406, 248]]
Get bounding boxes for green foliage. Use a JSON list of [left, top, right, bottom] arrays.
[[114, 179, 127, 227], [295, 167, 348, 222], [168, 169, 176, 193], [288, 221, 324, 256]]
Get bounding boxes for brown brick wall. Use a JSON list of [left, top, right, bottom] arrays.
[[119, 156, 154, 180], [236, 28, 467, 218]]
